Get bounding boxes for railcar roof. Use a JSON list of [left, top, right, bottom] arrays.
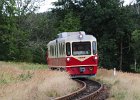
[[64, 34, 96, 42], [47, 31, 96, 45]]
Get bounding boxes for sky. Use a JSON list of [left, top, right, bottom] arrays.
[[38, 0, 136, 13]]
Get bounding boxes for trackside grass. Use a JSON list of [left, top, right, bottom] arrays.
[[0, 61, 79, 100], [0, 61, 48, 70], [93, 68, 140, 100]]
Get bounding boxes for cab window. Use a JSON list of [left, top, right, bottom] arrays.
[[92, 41, 97, 54], [66, 42, 71, 56], [72, 42, 91, 56]]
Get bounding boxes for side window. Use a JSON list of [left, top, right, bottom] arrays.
[[52, 46, 54, 56], [59, 43, 61, 55], [60, 43, 62, 55], [50, 46, 52, 56], [55, 45, 56, 56], [62, 43, 65, 55], [50, 45, 55, 57], [54, 46, 56, 56], [52, 46, 55, 56], [66, 42, 71, 56], [92, 41, 97, 54]]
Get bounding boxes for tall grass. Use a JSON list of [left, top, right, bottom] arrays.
[[0, 61, 48, 70], [0, 62, 33, 84], [0, 61, 79, 100], [94, 68, 140, 100]]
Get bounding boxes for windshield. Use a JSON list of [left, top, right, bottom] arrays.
[[72, 42, 91, 56]]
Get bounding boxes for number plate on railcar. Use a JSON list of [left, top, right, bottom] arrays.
[[80, 67, 85, 73]]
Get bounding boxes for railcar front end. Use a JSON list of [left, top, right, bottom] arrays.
[[65, 41, 98, 78], [47, 31, 98, 78]]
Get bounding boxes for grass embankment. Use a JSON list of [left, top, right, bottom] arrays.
[[93, 68, 140, 100], [0, 61, 79, 100]]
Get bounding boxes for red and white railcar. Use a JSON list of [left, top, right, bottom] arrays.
[[47, 31, 98, 78]]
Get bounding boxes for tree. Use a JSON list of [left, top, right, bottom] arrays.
[[52, 0, 135, 71], [132, 30, 140, 70], [22, 12, 58, 63], [0, 0, 44, 62], [15, 0, 45, 15], [58, 12, 81, 32], [0, 0, 17, 60]]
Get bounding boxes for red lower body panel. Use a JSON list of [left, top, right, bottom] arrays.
[[66, 66, 97, 76], [48, 57, 66, 67], [47, 56, 98, 77]]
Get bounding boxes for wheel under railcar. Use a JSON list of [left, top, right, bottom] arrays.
[[47, 31, 98, 78]]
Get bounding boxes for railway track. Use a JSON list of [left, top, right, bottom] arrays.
[[54, 78, 108, 100]]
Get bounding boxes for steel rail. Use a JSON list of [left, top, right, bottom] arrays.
[[79, 80, 103, 100], [54, 79, 103, 100]]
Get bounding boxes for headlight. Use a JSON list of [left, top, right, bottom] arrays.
[[79, 34, 83, 39], [94, 56, 98, 60], [66, 57, 70, 62]]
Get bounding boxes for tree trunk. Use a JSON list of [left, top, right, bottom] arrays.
[[119, 41, 123, 71], [135, 58, 137, 71]]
